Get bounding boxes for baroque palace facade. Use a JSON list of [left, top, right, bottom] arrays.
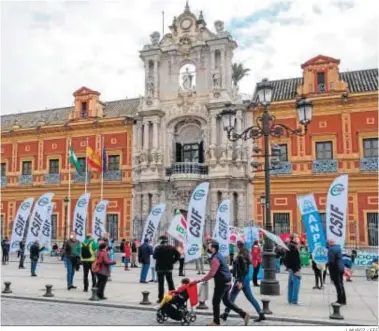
[[252, 55, 378, 247], [1, 5, 378, 246]]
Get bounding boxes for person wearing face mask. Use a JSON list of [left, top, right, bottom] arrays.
[[198, 240, 250, 326], [63, 232, 80, 290], [95, 240, 116, 300], [284, 233, 301, 305]]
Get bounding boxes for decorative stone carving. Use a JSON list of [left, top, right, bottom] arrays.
[[178, 89, 194, 111], [150, 31, 160, 46], [213, 72, 221, 89], [146, 79, 154, 98], [214, 20, 224, 34], [179, 36, 192, 57]]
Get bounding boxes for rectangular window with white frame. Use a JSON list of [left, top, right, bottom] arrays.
[[22, 161, 32, 175], [273, 213, 290, 234], [316, 141, 333, 160], [367, 212, 378, 246], [363, 138, 378, 158], [49, 159, 60, 174], [1, 163, 6, 176], [108, 155, 120, 171], [278, 144, 288, 162], [106, 214, 119, 240]]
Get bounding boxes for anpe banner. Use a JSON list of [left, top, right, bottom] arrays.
[[168, 210, 187, 244], [10, 197, 34, 253], [26, 193, 54, 252], [185, 182, 210, 263], [141, 203, 166, 242], [92, 200, 109, 241], [73, 193, 91, 242], [39, 203, 53, 253], [326, 175, 349, 248], [212, 200, 230, 257], [297, 194, 327, 257]]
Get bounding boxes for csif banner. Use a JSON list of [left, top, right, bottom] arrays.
[[73, 193, 91, 242], [141, 203, 166, 243], [326, 174, 349, 248], [92, 200, 109, 241], [168, 210, 187, 244], [185, 182, 210, 263], [25, 193, 54, 253], [297, 194, 326, 257], [10, 197, 35, 253], [39, 203, 53, 253], [212, 200, 230, 257]]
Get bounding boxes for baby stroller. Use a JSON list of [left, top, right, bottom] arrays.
[[156, 281, 198, 325]]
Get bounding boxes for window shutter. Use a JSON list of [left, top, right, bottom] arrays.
[[175, 143, 182, 162], [198, 141, 204, 163]]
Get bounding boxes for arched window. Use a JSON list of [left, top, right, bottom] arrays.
[[174, 123, 204, 163], [215, 50, 221, 69]]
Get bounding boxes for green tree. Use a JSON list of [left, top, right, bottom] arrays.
[[232, 62, 251, 87]]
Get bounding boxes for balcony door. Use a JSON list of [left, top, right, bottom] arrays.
[[174, 122, 204, 163]]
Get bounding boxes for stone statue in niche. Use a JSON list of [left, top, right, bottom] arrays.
[[214, 20, 224, 34], [150, 31, 160, 46], [146, 79, 154, 98], [179, 64, 196, 90], [213, 72, 221, 89]]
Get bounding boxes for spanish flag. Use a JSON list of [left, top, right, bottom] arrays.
[[86, 146, 102, 171]]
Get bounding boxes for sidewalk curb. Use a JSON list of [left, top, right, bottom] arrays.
[[1, 294, 369, 326]]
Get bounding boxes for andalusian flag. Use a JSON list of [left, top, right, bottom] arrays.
[[69, 146, 82, 175], [86, 146, 102, 171]]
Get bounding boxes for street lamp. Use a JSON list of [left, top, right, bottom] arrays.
[[63, 197, 69, 244], [220, 78, 313, 296], [260, 194, 266, 226]]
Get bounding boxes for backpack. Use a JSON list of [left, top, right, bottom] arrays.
[[81, 242, 92, 259]]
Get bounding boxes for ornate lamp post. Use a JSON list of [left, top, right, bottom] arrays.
[[63, 197, 69, 244], [260, 194, 266, 226], [220, 78, 313, 296]]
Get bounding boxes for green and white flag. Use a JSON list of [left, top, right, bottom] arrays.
[[69, 145, 81, 175]]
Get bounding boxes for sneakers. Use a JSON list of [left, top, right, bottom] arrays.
[[243, 313, 250, 326], [220, 313, 228, 321], [207, 322, 220, 326], [124, 267, 129, 271], [254, 312, 266, 322]]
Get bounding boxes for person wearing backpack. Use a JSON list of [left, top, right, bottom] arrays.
[[221, 241, 265, 322], [198, 240, 250, 326], [81, 234, 99, 292]]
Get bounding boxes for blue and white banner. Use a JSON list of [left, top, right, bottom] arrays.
[[10, 197, 34, 253], [39, 203, 53, 253], [185, 182, 210, 263], [326, 175, 349, 248], [26, 193, 54, 252], [92, 200, 109, 241], [141, 203, 166, 243], [297, 194, 326, 261], [73, 193, 91, 242], [212, 200, 230, 257], [243, 226, 259, 250]]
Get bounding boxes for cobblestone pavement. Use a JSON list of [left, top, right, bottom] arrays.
[[1, 298, 311, 326]]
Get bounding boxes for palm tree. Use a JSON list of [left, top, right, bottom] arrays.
[[232, 62, 251, 87]]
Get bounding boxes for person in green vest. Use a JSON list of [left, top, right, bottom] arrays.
[[81, 234, 99, 292]]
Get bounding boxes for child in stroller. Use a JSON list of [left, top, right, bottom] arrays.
[[156, 278, 198, 325], [366, 258, 378, 281]]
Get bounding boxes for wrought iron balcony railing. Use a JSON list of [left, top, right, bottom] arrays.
[[104, 170, 122, 181], [312, 159, 338, 173], [44, 173, 60, 184], [360, 157, 378, 172], [270, 161, 292, 175], [1, 176, 7, 188], [18, 175, 33, 185], [73, 172, 91, 183], [165, 162, 209, 177]]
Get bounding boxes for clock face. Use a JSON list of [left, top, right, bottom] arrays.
[[181, 18, 192, 30]]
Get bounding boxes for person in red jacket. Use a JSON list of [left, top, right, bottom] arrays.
[[95, 241, 116, 300], [124, 241, 131, 271], [251, 240, 262, 287]]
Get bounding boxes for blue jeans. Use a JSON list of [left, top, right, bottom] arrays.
[[140, 263, 150, 282], [225, 275, 262, 315], [31, 260, 37, 274], [287, 271, 301, 304], [65, 257, 76, 287], [124, 257, 130, 268]]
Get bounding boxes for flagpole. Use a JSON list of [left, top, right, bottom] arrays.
[[85, 137, 89, 194], [100, 136, 104, 201], [68, 139, 72, 237]]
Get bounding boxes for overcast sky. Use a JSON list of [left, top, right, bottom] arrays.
[[1, 0, 377, 115]]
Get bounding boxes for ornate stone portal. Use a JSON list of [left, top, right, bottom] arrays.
[[132, 3, 253, 229]]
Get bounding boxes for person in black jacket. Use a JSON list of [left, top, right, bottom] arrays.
[[1, 237, 10, 265], [153, 236, 180, 303], [284, 234, 301, 304], [328, 239, 346, 305], [138, 238, 153, 283], [30, 240, 45, 276], [221, 241, 265, 322], [131, 239, 138, 268], [19, 240, 26, 269]]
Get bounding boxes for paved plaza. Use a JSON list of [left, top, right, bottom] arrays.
[[1, 254, 377, 326]]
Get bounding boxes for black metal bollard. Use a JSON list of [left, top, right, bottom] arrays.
[[89, 287, 99, 301], [43, 284, 54, 297], [2, 282, 12, 294], [140, 291, 151, 305], [261, 299, 273, 315], [329, 303, 344, 320]]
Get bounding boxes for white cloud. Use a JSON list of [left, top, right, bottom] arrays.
[[1, 0, 377, 115]]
